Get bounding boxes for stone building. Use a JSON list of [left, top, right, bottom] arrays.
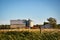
[[10, 19, 33, 29]]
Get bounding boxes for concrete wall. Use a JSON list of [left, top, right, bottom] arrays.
[[10, 20, 26, 28], [10, 20, 25, 25], [10, 24, 25, 29]]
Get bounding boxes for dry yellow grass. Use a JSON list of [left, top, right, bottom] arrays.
[[0, 29, 60, 32]]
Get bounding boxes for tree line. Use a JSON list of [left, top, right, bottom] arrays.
[[0, 25, 10, 29]]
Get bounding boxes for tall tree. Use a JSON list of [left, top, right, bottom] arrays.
[[47, 17, 57, 28]]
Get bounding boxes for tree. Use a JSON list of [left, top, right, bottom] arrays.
[[47, 17, 57, 28], [43, 22, 49, 25]]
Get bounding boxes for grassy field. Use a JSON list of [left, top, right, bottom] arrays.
[[0, 29, 60, 40], [0, 31, 60, 40]]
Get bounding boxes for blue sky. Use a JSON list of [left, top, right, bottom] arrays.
[[0, 0, 60, 25]]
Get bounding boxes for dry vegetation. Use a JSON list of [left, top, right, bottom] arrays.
[[0, 30, 60, 40], [0, 29, 60, 40], [0, 29, 60, 32]]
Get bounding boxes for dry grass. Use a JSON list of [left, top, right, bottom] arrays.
[[0, 29, 60, 33]]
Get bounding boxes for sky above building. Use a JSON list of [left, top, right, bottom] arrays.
[[0, 0, 60, 25]]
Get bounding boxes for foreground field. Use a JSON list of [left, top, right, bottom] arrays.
[[0, 30, 60, 40]]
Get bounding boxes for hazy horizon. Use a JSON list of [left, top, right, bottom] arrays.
[[0, 0, 60, 25]]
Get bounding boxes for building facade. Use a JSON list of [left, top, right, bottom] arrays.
[[10, 19, 33, 28], [10, 20, 26, 28], [27, 19, 33, 28]]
